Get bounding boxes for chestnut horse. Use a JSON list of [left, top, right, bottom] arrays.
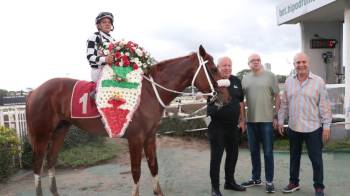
[[26, 46, 230, 196]]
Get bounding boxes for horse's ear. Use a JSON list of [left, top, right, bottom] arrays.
[[199, 45, 206, 57]]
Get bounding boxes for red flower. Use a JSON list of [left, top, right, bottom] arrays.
[[122, 55, 130, 66], [132, 63, 139, 70], [115, 52, 121, 58], [108, 43, 114, 52]]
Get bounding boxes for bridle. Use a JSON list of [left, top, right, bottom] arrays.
[[142, 51, 219, 108]]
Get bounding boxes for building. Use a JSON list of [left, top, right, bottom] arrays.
[[264, 63, 272, 71], [276, 0, 350, 129], [0, 95, 27, 141]]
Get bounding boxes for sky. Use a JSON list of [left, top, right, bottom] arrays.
[[0, 0, 301, 91]]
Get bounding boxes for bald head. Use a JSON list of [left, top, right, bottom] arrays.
[[217, 56, 232, 66], [293, 52, 310, 78], [248, 53, 263, 73], [248, 53, 260, 63], [217, 56, 232, 79], [293, 52, 309, 63]]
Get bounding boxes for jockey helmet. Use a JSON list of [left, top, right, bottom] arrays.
[[95, 12, 114, 25]]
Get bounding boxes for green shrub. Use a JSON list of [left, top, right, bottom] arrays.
[[0, 126, 20, 182], [57, 141, 119, 167], [21, 136, 33, 169], [157, 117, 207, 138], [63, 126, 105, 149]]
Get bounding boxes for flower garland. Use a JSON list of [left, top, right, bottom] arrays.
[[102, 39, 154, 73], [96, 40, 155, 138]]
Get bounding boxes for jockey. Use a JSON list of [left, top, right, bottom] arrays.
[[87, 12, 116, 82]]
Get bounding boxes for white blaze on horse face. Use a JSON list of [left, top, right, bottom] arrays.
[[34, 174, 41, 187], [132, 182, 140, 196]]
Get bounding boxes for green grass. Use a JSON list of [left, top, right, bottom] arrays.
[[324, 139, 350, 152], [273, 139, 290, 151], [273, 138, 350, 153], [57, 139, 124, 167]]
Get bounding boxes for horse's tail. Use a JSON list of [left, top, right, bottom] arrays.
[[25, 91, 33, 146]]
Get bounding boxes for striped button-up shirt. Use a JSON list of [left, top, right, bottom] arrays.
[[278, 72, 332, 133]]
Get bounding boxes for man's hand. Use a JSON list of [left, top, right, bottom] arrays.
[[105, 54, 114, 65], [273, 118, 278, 129], [239, 120, 246, 133], [278, 124, 285, 136], [322, 127, 331, 144]]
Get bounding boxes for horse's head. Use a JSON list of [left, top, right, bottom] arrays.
[[192, 45, 231, 105]]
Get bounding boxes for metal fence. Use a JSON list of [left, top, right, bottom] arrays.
[[162, 83, 348, 134], [326, 83, 345, 119]]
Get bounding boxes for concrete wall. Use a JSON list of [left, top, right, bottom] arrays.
[[301, 21, 342, 83]]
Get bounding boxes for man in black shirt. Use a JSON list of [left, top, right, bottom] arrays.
[[208, 57, 246, 196]]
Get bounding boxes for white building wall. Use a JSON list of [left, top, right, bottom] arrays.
[[301, 21, 342, 84], [344, 2, 350, 129], [0, 105, 27, 141]]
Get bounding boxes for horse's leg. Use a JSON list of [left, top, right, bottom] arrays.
[[144, 135, 164, 196], [46, 122, 70, 196], [128, 137, 144, 196], [32, 138, 49, 196]]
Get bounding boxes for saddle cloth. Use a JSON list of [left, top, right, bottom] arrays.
[[71, 81, 100, 118]]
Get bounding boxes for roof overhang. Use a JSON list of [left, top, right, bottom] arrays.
[[276, 0, 346, 25]]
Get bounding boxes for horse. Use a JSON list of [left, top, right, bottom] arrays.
[[26, 45, 230, 196]]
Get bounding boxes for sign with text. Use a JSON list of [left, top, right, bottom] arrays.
[[276, 0, 336, 25]]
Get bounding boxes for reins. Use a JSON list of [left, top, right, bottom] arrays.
[[142, 51, 218, 109]]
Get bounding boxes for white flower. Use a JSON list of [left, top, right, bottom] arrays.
[[125, 52, 130, 56], [103, 50, 110, 55], [121, 39, 128, 45], [135, 48, 143, 57]]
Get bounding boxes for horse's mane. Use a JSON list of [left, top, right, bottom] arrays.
[[148, 52, 196, 75]]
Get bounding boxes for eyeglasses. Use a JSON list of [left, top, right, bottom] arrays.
[[249, 59, 261, 63], [295, 60, 307, 64]]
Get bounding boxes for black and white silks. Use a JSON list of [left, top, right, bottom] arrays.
[[86, 31, 115, 68]]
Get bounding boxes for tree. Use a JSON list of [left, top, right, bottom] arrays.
[[236, 69, 251, 81], [0, 89, 8, 98], [276, 74, 287, 83]]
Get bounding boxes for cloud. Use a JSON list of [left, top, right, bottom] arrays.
[[0, 0, 300, 90]]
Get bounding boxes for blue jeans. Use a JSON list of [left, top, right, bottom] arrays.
[[288, 128, 324, 189], [247, 122, 274, 182]]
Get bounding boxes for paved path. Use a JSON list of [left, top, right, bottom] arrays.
[[1, 140, 350, 196]]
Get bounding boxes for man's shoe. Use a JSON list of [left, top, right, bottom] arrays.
[[211, 188, 222, 196], [241, 179, 262, 188], [224, 182, 246, 191], [282, 183, 300, 193], [266, 182, 275, 193], [315, 188, 325, 196]]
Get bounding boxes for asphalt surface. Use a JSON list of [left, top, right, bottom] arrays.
[[1, 140, 350, 196]]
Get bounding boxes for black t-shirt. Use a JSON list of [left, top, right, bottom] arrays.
[[207, 75, 244, 126]]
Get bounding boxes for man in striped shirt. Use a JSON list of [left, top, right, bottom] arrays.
[[87, 12, 115, 82], [278, 52, 332, 196]]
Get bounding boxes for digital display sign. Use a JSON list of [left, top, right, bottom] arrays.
[[311, 39, 337, 49]]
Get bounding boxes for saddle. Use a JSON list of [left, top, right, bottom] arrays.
[[70, 81, 100, 118]]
